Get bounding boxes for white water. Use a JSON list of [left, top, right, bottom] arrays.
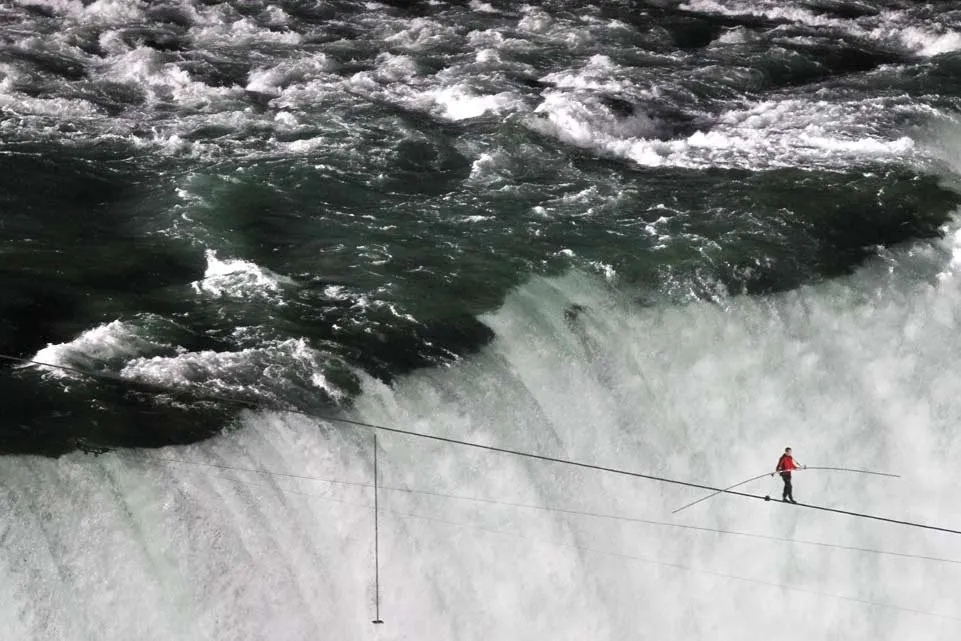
[[1, 0, 944, 173], [4, 225, 961, 638]]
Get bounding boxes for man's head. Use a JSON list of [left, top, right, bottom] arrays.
[[785, 447, 792, 454]]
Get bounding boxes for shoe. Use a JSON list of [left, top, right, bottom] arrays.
[[789, 498, 797, 504], [782, 498, 789, 502]]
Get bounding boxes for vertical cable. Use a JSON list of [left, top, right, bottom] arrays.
[[372, 431, 384, 625]]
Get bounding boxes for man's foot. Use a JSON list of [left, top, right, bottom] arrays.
[[789, 498, 797, 504], [782, 498, 789, 502]]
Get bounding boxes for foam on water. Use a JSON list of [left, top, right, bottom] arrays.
[[191, 250, 296, 300], [14, 0, 145, 23], [27, 316, 347, 407], [246, 54, 335, 96], [427, 84, 520, 121], [31, 320, 170, 378], [189, 17, 303, 47], [100, 46, 243, 108], [120, 337, 343, 402], [469, 0, 499, 14], [680, 0, 961, 58], [526, 91, 918, 170], [896, 26, 961, 58]]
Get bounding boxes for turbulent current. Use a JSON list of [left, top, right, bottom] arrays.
[[3, 0, 961, 638]]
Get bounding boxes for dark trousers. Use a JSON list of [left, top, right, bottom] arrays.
[[780, 472, 793, 500]]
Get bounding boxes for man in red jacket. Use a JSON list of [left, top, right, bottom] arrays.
[[774, 447, 803, 503]]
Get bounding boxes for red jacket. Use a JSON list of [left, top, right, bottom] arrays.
[[776, 454, 797, 473]]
